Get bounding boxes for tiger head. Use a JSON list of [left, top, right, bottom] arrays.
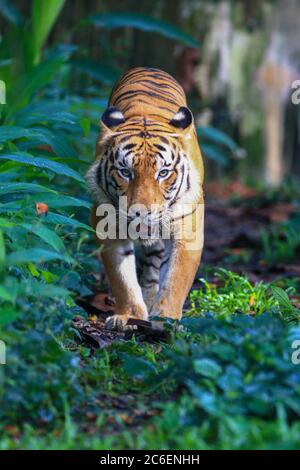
[[87, 105, 199, 227]]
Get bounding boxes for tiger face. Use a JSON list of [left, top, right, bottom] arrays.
[[87, 105, 196, 232]]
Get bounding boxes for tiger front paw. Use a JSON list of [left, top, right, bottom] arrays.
[[105, 314, 134, 331], [105, 304, 148, 331]]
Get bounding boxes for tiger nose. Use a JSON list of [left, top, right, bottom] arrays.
[[128, 205, 151, 220]]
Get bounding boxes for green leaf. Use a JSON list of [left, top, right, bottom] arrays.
[[71, 59, 119, 85], [0, 182, 57, 195], [21, 223, 67, 255], [186, 381, 218, 414], [41, 270, 58, 283], [7, 248, 71, 265], [200, 144, 229, 166], [0, 0, 23, 25], [0, 308, 21, 326], [14, 100, 77, 125], [0, 152, 84, 182], [21, 193, 91, 210], [122, 355, 157, 380], [0, 285, 14, 302], [46, 212, 94, 232], [16, 110, 78, 128], [35, 127, 76, 157], [0, 229, 5, 264], [79, 118, 91, 137], [45, 195, 91, 209], [0, 126, 32, 144], [26, 128, 76, 158], [193, 358, 222, 379], [5, 58, 65, 118], [0, 217, 14, 228], [0, 126, 76, 158], [31, 0, 66, 64], [198, 127, 238, 153], [88, 13, 199, 48], [270, 286, 295, 313], [23, 278, 71, 299], [27, 262, 39, 277]]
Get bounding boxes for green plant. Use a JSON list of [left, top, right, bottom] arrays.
[[270, 286, 300, 323], [31, 0, 66, 65], [261, 221, 300, 264], [189, 268, 276, 317], [86, 12, 199, 47], [2, 308, 300, 450], [197, 126, 239, 166]]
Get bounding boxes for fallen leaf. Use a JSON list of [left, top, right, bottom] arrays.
[[88, 315, 98, 323], [4, 425, 20, 437], [119, 413, 134, 424], [36, 202, 48, 216]]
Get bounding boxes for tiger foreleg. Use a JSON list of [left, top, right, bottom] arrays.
[[149, 241, 202, 320], [101, 239, 148, 330], [150, 206, 204, 320]]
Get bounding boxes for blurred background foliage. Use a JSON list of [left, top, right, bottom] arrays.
[[0, 0, 300, 450], [1, 0, 299, 182]]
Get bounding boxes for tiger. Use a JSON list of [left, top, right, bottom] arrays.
[[87, 67, 204, 330]]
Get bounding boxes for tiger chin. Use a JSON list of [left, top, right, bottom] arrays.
[[87, 67, 204, 330]]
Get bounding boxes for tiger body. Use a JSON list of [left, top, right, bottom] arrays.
[[87, 67, 204, 329]]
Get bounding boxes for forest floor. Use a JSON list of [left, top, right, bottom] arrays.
[[2, 182, 300, 450]]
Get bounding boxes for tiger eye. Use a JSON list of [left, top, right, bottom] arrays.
[[120, 168, 131, 178], [158, 169, 169, 178]]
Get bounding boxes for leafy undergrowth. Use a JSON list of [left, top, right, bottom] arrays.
[[1, 269, 300, 450], [190, 269, 276, 317]]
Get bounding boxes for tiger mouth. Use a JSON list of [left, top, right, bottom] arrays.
[[121, 216, 171, 237]]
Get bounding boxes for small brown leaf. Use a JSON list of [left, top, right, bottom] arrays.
[[88, 315, 98, 323], [249, 294, 255, 307], [4, 425, 20, 437], [36, 202, 48, 216]]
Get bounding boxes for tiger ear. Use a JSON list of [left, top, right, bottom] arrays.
[[169, 106, 193, 129], [101, 106, 125, 128]]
